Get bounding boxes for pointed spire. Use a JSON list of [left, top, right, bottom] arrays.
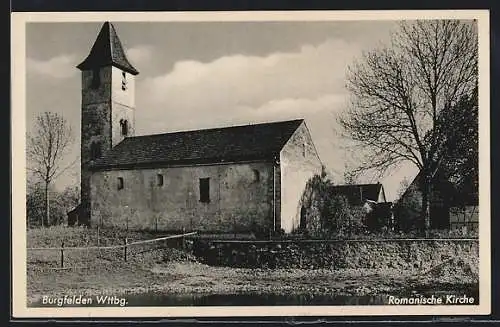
[[77, 22, 139, 75]]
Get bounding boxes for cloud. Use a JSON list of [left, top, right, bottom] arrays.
[[139, 93, 345, 133], [141, 39, 355, 111], [136, 38, 359, 131], [132, 38, 361, 183], [126, 45, 153, 65], [27, 54, 78, 79]]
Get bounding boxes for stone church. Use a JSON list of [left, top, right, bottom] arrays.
[[70, 22, 323, 234]]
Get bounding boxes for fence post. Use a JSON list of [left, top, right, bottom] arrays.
[[124, 237, 128, 262], [97, 225, 100, 258], [60, 241, 64, 268], [182, 228, 186, 251], [299, 249, 303, 268]]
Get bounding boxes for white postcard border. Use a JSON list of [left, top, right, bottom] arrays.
[[11, 10, 491, 318]]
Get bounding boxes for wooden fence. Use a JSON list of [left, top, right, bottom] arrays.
[[27, 232, 197, 268]]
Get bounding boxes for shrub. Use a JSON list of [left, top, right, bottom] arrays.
[[323, 194, 367, 238], [299, 174, 368, 238]]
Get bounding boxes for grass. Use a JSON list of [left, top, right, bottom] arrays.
[[27, 225, 168, 248], [27, 225, 194, 270]]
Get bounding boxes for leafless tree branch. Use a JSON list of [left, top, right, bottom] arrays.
[[27, 111, 74, 227], [339, 19, 478, 233]]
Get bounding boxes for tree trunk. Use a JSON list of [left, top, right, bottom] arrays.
[[421, 175, 432, 236], [44, 181, 50, 227]]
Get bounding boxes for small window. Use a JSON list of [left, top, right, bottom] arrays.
[[199, 178, 210, 203], [120, 119, 129, 136], [90, 141, 102, 160], [253, 169, 260, 182], [121, 71, 127, 91], [302, 142, 307, 157], [91, 69, 100, 89], [157, 174, 164, 186], [117, 177, 124, 190]]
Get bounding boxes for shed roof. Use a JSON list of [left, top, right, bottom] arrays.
[[91, 119, 305, 170], [77, 22, 139, 75]]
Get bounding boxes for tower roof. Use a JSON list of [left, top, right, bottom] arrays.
[[77, 22, 139, 75]]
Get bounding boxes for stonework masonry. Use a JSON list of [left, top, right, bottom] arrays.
[[80, 66, 114, 226], [80, 65, 136, 226], [192, 238, 479, 271], [91, 162, 275, 232]]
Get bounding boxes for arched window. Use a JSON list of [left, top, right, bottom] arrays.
[[90, 141, 102, 160], [120, 119, 129, 136], [253, 169, 260, 182], [121, 71, 127, 91], [91, 69, 100, 89], [117, 177, 124, 190]]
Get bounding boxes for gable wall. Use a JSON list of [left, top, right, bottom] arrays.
[[377, 187, 387, 202], [395, 175, 469, 231], [90, 161, 274, 233], [279, 122, 323, 233]]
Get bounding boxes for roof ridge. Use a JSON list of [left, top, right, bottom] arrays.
[[333, 183, 381, 187], [126, 119, 304, 140]]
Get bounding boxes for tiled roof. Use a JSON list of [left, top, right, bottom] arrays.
[[91, 119, 304, 170], [77, 22, 139, 75], [330, 183, 384, 206]]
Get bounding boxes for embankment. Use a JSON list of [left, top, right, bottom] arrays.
[[192, 238, 478, 273]]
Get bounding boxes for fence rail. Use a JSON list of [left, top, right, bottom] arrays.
[[27, 231, 197, 268], [208, 237, 479, 244], [27, 232, 197, 251]]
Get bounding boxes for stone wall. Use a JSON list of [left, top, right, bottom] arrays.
[[90, 161, 275, 233], [280, 122, 323, 233], [192, 239, 479, 270], [80, 66, 114, 226], [80, 66, 137, 226]]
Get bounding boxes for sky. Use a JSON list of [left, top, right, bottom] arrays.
[[25, 20, 419, 201]]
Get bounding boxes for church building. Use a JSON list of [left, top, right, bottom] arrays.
[[71, 22, 323, 234]]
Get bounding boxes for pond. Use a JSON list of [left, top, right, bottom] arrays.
[[124, 292, 388, 306], [31, 287, 479, 307]]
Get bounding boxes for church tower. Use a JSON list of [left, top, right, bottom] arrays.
[[76, 22, 139, 226]]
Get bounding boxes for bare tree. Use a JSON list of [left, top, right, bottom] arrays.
[[27, 112, 74, 227], [342, 163, 358, 185], [339, 20, 478, 233]]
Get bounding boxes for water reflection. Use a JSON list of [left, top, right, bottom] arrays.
[[31, 288, 479, 307], [126, 292, 388, 306]]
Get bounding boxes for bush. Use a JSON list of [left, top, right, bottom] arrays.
[[299, 174, 368, 238], [323, 194, 367, 237]]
